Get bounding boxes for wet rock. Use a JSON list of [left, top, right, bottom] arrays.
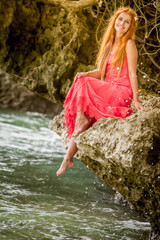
[[49, 95, 160, 237], [114, 191, 128, 205], [149, 230, 160, 240]]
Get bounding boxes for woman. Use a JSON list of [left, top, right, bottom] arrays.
[[56, 7, 143, 176]]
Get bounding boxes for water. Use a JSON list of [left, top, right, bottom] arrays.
[[0, 109, 150, 240]]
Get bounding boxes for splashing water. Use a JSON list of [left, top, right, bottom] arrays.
[[0, 109, 150, 240]]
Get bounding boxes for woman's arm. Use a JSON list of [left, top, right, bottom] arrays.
[[74, 69, 101, 81], [126, 40, 143, 110]]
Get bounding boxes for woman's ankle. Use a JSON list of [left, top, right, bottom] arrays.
[[64, 155, 73, 162]]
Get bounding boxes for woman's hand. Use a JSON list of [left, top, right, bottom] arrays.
[[134, 101, 143, 111], [74, 72, 88, 81]]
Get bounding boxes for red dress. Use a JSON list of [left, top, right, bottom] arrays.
[[63, 54, 133, 138]]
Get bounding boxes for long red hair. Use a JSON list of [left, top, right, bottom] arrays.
[[96, 7, 138, 80]]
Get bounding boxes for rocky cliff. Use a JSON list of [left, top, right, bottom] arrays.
[[0, 0, 100, 103], [0, 0, 160, 239], [0, 70, 62, 116], [49, 95, 160, 239], [0, 0, 159, 102]]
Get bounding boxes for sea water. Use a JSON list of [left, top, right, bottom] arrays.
[[0, 109, 150, 240]]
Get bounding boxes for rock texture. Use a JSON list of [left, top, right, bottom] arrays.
[[0, 0, 159, 103], [0, 1, 160, 238], [0, 71, 63, 116], [0, 0, 99, 103], [49, 95, 160, 238]]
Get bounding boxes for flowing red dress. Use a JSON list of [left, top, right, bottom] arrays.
[[63, 54, 133, 138]]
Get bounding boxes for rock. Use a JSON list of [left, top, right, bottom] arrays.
[[149, 230, 160, 240], [0, 0, 159, 102], [49, 95, 160, 237], [0, 0, 160, 238], [114, 191, 128, 205], [0, 0, 98, 103], [0, 70, 62, 116]]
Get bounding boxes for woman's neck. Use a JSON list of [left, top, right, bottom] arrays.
[[111, 37, 120, 54], [114, 34, 121, 45]]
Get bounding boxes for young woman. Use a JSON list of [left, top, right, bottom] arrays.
[[56, 7, 143, 176]]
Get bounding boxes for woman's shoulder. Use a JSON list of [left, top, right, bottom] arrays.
[[126, 39, 136, 48], [126, 39, 137, 54]]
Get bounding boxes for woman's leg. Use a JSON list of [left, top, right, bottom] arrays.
[[56, 111, 92, 176], [56, 139, 77, 176], [72, 111, 92, 137]]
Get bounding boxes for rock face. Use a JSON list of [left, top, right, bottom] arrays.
[[0, 0, 99, 103], [49, 95, 160, 238], [0, 0, 160, 238], [0, 0, 159, 103], [0, 71, 62, 116]]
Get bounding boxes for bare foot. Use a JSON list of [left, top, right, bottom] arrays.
[[72, 113, 91, 137], [56, 158, 74, 176]]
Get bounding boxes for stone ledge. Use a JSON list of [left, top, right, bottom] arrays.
[[49, 95, 160, 238]]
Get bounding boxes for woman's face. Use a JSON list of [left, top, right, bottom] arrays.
[[114, 12, 131, 35]]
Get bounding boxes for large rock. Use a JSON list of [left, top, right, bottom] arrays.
[[0, 0, 159, 102], [0, 0, 99, 103], [49, 95, 160, 239], [0, 0, 160, 238], [0, 70, 62, 116]]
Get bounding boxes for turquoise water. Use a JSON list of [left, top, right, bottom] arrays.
[[0, 109, 150, 240]]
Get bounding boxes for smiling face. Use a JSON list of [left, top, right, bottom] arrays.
[[114, 12, 131, 35]]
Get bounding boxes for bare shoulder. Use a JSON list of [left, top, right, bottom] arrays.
[[126, 39, 138, 71], [126, 39, 138, 56]]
